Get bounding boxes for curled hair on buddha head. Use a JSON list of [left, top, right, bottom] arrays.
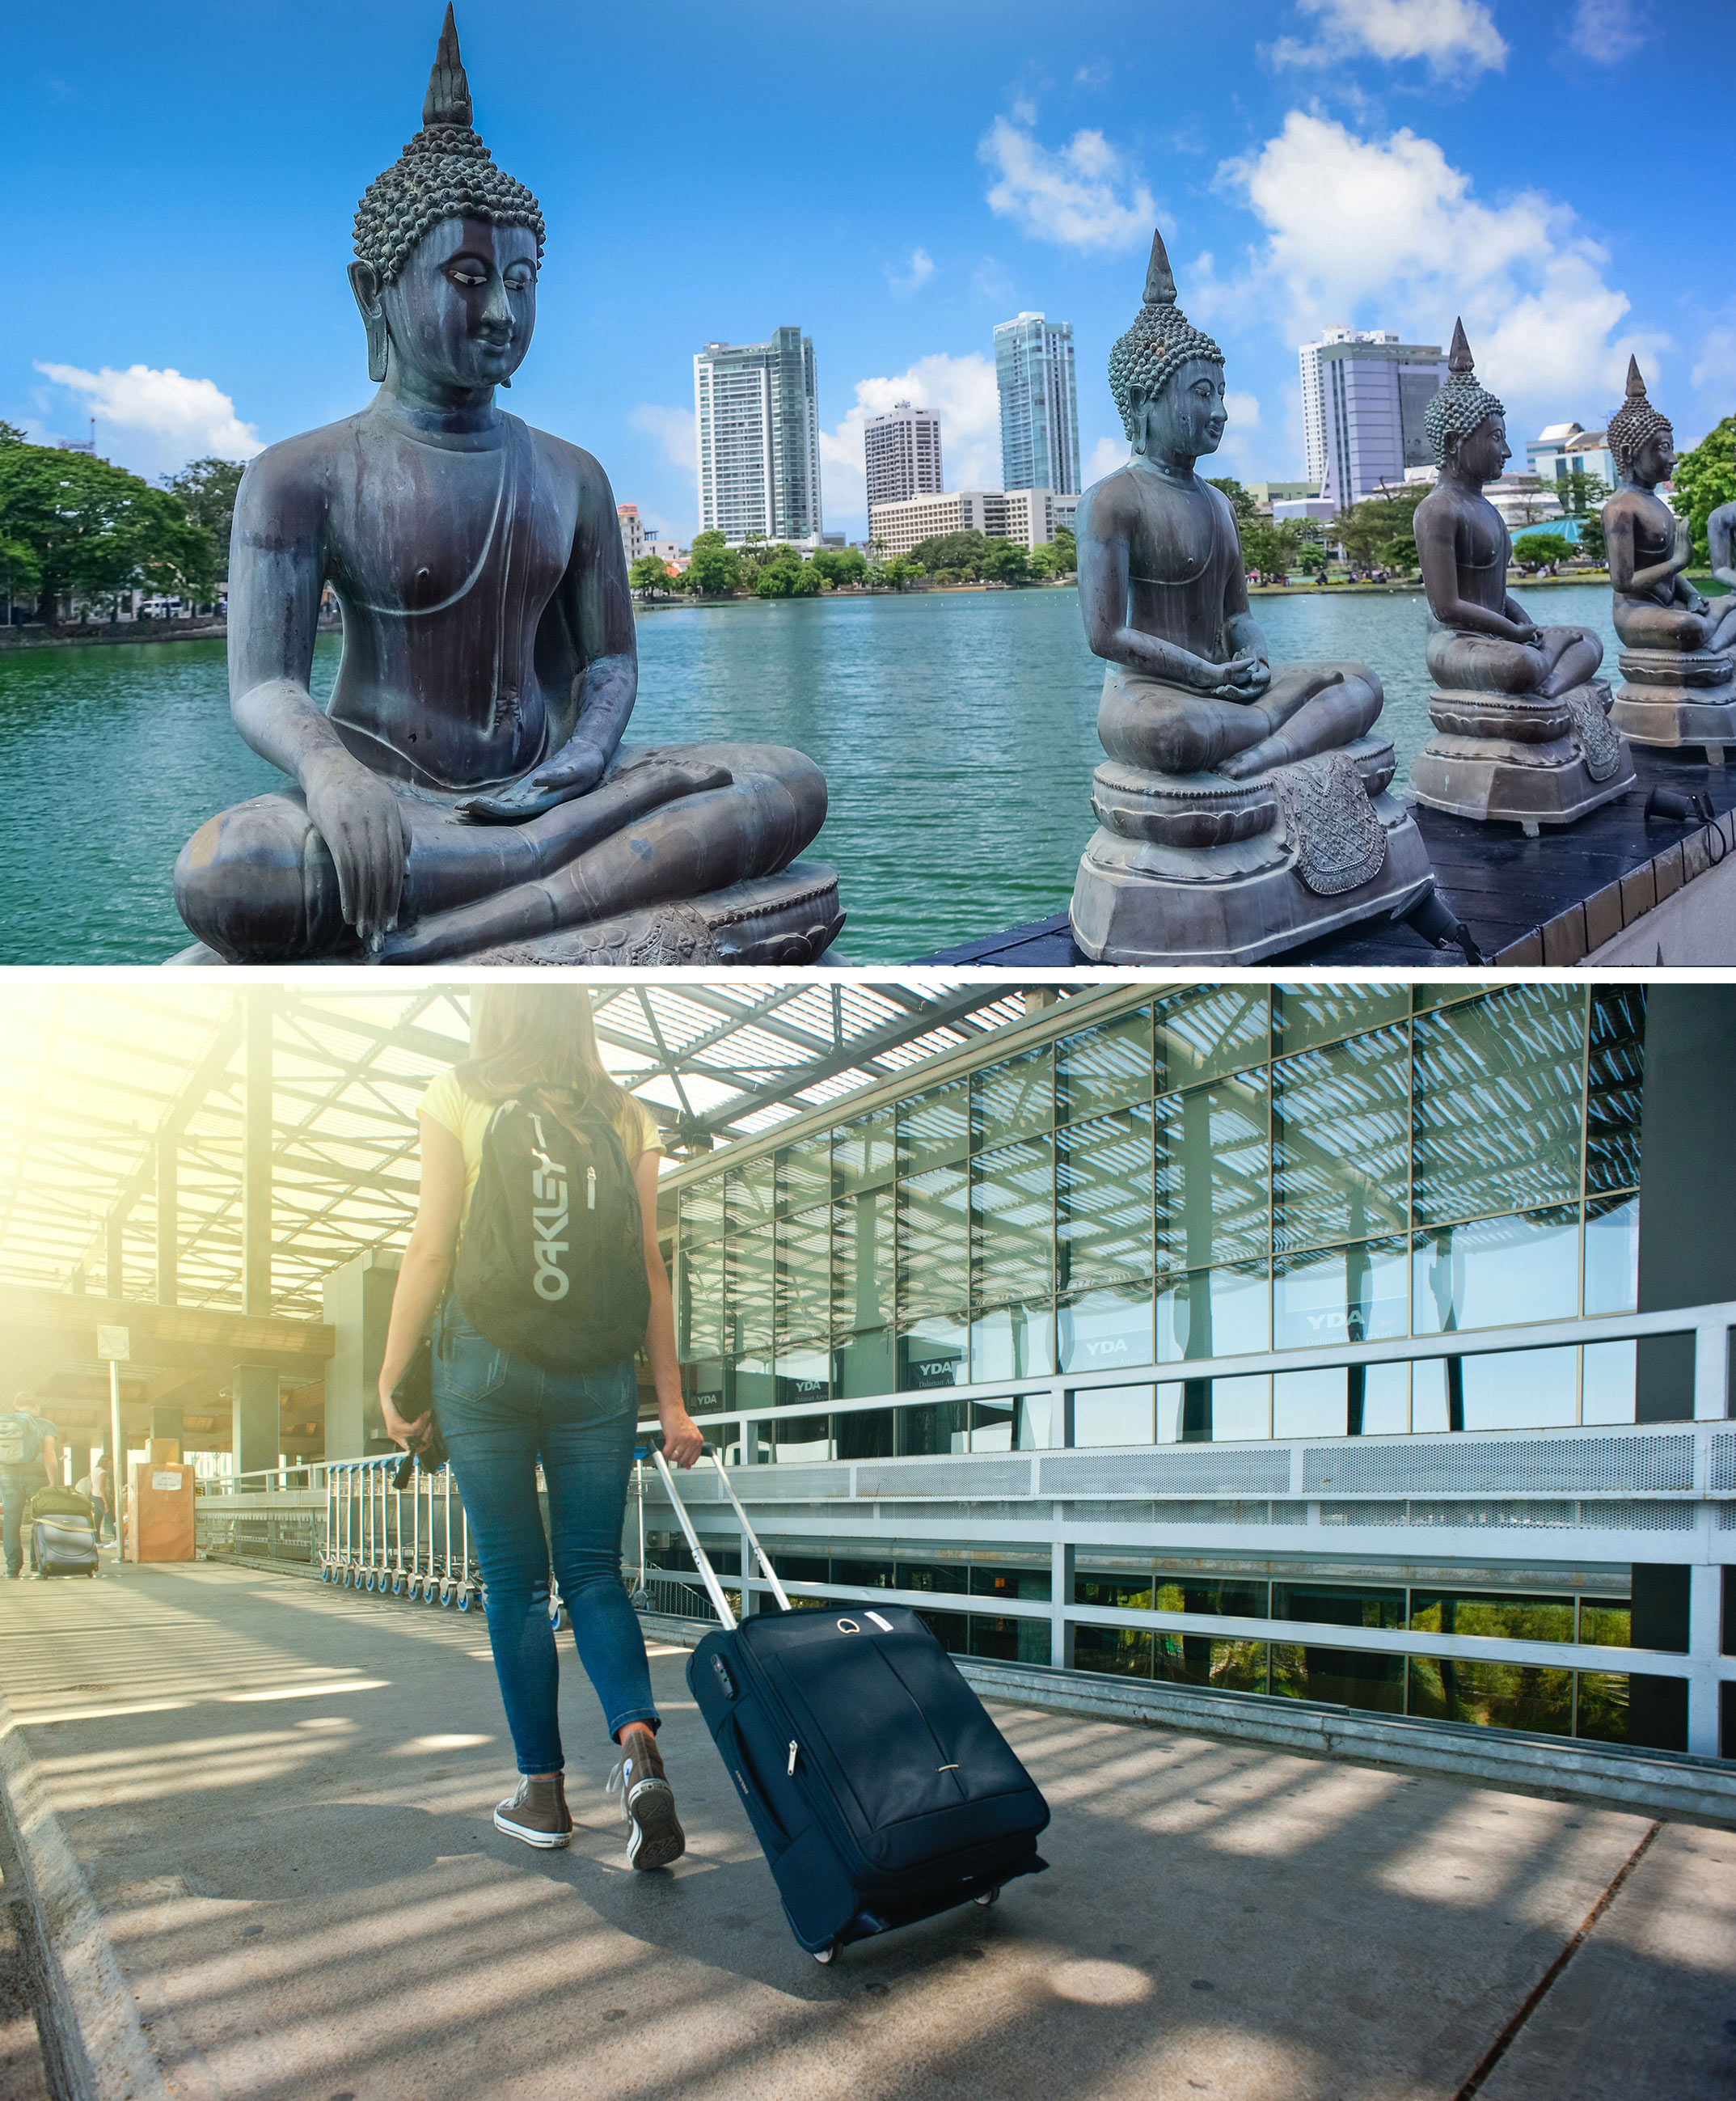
[[1607, 355, 1673, 474], [1425, 319, 1506, 467], [1107, 226, 1225, 445], [353, 5, 546, 287]]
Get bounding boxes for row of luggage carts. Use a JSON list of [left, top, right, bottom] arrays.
[[319, 1456, 485, 1609]]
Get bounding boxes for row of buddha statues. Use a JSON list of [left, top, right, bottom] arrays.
[[171, 13, 1736, 969]]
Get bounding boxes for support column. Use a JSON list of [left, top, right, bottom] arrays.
[[68, 1442, 90, 1491], [155, 1131, 178, 1307], [242, 988, 272, 1316], [1050, 1541, 1075, 1670], [149, 1406, 184, 1458], [320, 1249, 403, 1459], [231, 1366, 280, 1479], [1687, 1562, 1722, 1758]]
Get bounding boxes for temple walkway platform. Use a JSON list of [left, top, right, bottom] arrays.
[[2, 1559, 1734, 2101]]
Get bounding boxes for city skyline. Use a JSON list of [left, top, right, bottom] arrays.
[[4, 2, 1732, 545]]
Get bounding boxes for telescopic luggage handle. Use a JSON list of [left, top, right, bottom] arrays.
[[639, 1431, 791, 1629]]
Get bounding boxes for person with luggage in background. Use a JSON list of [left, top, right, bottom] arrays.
[[0, 1397, 60, 1581], [376, 987, 704, 1866]]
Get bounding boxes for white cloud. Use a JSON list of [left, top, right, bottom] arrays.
[[885, 247, 936, 299], [1691, 319, 1736, 399], [1088, 435, 1129, 482], [1218, 112, 1666, 421], [1568, 0, 1647, 61], [32, 361, 261, 474], [628, 403, 696, 472], [972, 256, 1016, 306], [817, 354, 1003, 527], [979, 116, 1155, 253], [1269, 0, 1507, 75]]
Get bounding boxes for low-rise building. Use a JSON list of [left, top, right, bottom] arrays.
[[619, 504, 645, 566], [868, 488, 1077, 560]]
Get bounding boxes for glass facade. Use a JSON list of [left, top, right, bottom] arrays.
[[674, 984, 1647, 1439]]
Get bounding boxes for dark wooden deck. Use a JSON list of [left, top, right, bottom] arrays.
[[917, 743, 1736, 970]]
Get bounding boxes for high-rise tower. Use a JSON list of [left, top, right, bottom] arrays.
[[693, 328, 823, 543], [1299, 329, 1447, 505], [864, 402, 944, 509], [994, 313, 1080, 496]]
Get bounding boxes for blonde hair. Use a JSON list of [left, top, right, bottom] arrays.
[[454, 987, 644, 1157]]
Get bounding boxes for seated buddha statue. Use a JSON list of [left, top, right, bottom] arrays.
[[1410, 321, 1631, 831], [173, 10, 835, 965], [1603, 361, 1736, 759], [1069, 228, 1433, 965]]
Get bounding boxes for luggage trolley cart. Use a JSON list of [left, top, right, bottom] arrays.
[[646, 1432, 1050, 1965]]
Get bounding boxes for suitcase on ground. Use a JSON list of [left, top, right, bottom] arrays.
[[31, 1516, 98, 1576], [646, 1437, 1050, 1961]]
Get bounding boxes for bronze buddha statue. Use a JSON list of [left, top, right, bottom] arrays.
[[173, 10, 837, 964], [1410, 321, 1631, 831], [1068, 229, 1433, 964]]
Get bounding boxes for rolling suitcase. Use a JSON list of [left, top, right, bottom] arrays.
[[647, 1436, 1050, 1963], [31, 1516, 99, 1576]]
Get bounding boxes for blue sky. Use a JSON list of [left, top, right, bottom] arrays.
[[4, 0, 1732, 541]]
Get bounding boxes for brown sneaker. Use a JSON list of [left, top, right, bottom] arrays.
[[607, 1724, 685, 1871], [494, 1773, 573, 1849]]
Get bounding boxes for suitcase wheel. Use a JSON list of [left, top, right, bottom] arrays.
[[812, 1942, 838, 1965], [974, 1888, 1001, 1907]]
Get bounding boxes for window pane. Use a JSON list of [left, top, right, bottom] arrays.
[[1155, 987, 1269, 1089], [678, 1237, 726, 1362], [1271, 983, 1409, 1055], [1271, 1026, 1409, 1253], [898, 1400, 969, 1456], [897, 1078, 969, 1172], [1580, 1600, 1632, 1647], [1153, 1577, 1269, 1617], [966, 1395, 1015, 1450], [833, 1329, 894, 1400], [897, 1163, 969, 1321], [971, 1564, 1052, 1602], [1407, 1658, 1575, 1735], [971, 1301, 1054, 1382], [1155, 1635, 1268, 1692], [1413, 1208, 1580, 1333], [777, 1132, 833, 1215], [1582, 1338, 1637, 1424], [772, 1334, 830, 1399], [679, 1182, 726, 1249], [776, 1204, 832, 1347], [834, 1186, 893, 1335], [1412, 986, 1586, 1224], [1271, 1645, 1405, 1713], [1458, 1345, 1580, 1430], [1155, 1074, 1269, 1274], [1210, 1373, 1272, 1441], [896, 1560, 967, 1596], [1586, 986, 1645, 1194], [1076, 1570, 1155, 1609], [898, 1315, 968, 1391], [836, 1407, 895, 1459], [1574, 1672, 1631, 1742], [1158, 1262, 1271, 1362], [726, 1157, 775, 1231], [1357, 1360, 1411, 1435], [835, 1107, 894, 1193], [972, 1136, 1054, 1309], [1410, 1591, 1575, 1642], [1071, 1383, 1155, 1447], [1057, 1283, 1155, 1375], [1075, 1625, 1155, 1677], [1273, 1365, 1348, 1439], [1584, 1193, 1639, 1316], [725, 1224, 775, 1358], [764, 1414, 835, 1462], [1057, 1105, 1154, 1300], [1057, 1008, 1153, 1122], [972, 1047, 1054, 1148], [732, 1355, 775, 1411], [1273, 1237, 1409, 1350], [682, 1359, 727, 1414], [1273, 1581, 1404, 1630], [969, 1615, 1051, 1665]]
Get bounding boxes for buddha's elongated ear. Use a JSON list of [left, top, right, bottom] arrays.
[[348, 260, 390, 383]]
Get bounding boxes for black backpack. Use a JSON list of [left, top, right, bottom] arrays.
[[454, 1093, 652, 1374]]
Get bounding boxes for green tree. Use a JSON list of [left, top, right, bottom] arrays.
[[1205, 476, 1257, 526], [1672, 415, 1736, 564], [1240, 518, 1304, 579], [1555, 467, 1611, 520], [809, 547, 867, 588], [682, 529, 741, 597], [1578, 509, 1607, 567], [981, 539, 1033, 585], [628, 553, 674, 599], [752, 545, 809, 597], [1511, 531, 1576, 573], [1335, 492, 1423, 572], [0, 436, 209, 620], [1295, 539, 1329, 579], [1381, 535, 1420, 577], [878, 557, 923, 590], [1030, 526, 1078, 579], [907, 528, 993, 579], [160, 456, 246, 599]]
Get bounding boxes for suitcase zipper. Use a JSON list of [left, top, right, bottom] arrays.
[[788, 1740, 799, 1777], [587, 1165, 597, 1211]]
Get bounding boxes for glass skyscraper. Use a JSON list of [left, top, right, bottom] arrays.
[[693, 328, 823, 543], [994, 313, 1080, 496]]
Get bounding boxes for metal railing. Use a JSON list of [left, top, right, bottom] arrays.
[[320, 1457, 485, 1609]]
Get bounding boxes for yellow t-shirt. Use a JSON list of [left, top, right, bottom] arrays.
[[420, 1072, 661, 1228]]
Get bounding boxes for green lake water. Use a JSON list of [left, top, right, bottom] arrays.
[[0, 583, 1623, 966]]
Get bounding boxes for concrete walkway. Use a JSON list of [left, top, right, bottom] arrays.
[[1, 1561, 1732, 2101]]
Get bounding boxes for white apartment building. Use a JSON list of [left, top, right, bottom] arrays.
[[868, 488, 1078, 561], [618, 504, 645, 566], [864, 403, 943, 509], [694, 328, 823, 545], [1300, 330, 1448, 505], [1527, 422, 1621, 492]]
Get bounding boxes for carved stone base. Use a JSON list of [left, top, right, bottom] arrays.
[[1070, 734, 1434, 966], [168, 860, 845, 968], [1410, 684, 1634, 831], [1609, 648, 1736, 758]]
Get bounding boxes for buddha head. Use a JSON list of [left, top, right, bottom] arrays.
[[1108, 229, 1227, 464], [1426, 320, 1509, 482], [1608, 357, 1675, 487], [348, 7, 547, 393]]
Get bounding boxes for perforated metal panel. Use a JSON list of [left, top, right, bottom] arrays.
[[1143, 1499, 1280, 1527], [874, 1500, 1041, 1525], [1396, 1498, 1696, 1532], [853, 1457, 1033, 1500], [1269, 1502, 1308, 1525], [1303, 1433, 1694, 1498], [1711, 1432, 1736, 1493], [733, 1465, 852, 1502], [1041, 1447, 1291, 1499]]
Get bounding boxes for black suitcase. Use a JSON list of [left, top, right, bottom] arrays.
[[32, 1516, 98, 1576], [648, 1439, 1050, 1961]]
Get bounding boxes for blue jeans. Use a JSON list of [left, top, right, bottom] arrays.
[[1, 1470, 37, 1577], [433, 1300, 658, 1773]]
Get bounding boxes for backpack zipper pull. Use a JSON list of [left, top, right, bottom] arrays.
[[787, 1740, 799, 1777], [587, 1165, 597, 1211]]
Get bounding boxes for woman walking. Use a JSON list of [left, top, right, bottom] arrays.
[[377, 987, 703, 1865]]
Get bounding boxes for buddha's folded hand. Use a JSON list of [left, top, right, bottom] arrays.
[[302, 750, 412, 950]]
